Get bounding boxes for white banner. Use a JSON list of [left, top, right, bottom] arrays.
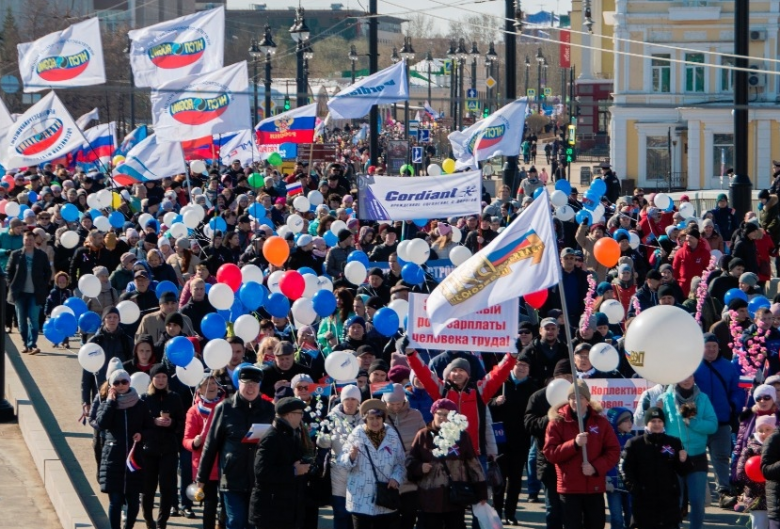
[[357, 170, 481, 221], [584, 379, 654, 412], [327, 61, 408, 119], [76, 107, 99, 129], [407, 293, 518, 353], [17, 18, 106, 93], [151, 61, 250, 142], [112, 134, 186, 186], [1, 91, 85, 168], [129, 7, 224, 88], [0, 98, 15, 167], [219, 129, 257, 166]]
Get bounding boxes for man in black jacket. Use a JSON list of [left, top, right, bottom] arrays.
[[7, 230, 51, 354], [287, 234, 323, 272], [628, 269, 661, 317], [523, 318, 570, 387], [180, 278, 216, 337], [197, 366, 274, 529], [259, 341, 311, 398]]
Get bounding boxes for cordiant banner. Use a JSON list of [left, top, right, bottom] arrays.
[[357, 170, 481, 221]]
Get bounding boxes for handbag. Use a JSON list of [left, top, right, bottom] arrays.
[[442, 459, 478, 506], [364, 446, 401, 510], [486, 457, 504, 489]]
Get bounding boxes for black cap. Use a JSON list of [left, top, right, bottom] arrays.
[[728, 298, 748, 311], [657, 284, 675, 299], [366, 296, 384, 310], [276, 396, 306, 415], [553, 359, 572, 378], [165, 312, 184, 327], [646, 269, 662, 281], [159, 291, 177, 304], [368, 360, 389, 375], [102, 306, 120, 319], [728, 258, 746, 271], [150, 363, 167, 378], [644, 406, 665, 425], [134, 270, 150, 279], [238, 366, 263, 382], [355, 345, 376, 357], [368, 267, 384, 278]]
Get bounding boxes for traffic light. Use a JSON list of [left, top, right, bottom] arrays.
[[283, 96, 291, 111], [565, 146, 576, 163], [565, 124, 577, 163], [483, 107, 490, 118]]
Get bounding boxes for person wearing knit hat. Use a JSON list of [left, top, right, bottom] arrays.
[[739, 272, 760, 297], [657, 284, 677, 305], [137, 291, 195, 343], [671, 222, 713, 297], [387, 365, 410, 384], [368, 360, 389, 383], [443, 357, 471, 384], [596, 281, 613, 297], [430, 398, 458, 416], [381, 383, 407, 404]]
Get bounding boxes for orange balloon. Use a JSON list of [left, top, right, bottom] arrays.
[[262, 235, 290, 267], [593, 237, 620, 268]]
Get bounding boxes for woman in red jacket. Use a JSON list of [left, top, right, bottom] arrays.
[[183, 372, 226, 529], [543, 380, 621, 529], [672, 226, 713, 297]]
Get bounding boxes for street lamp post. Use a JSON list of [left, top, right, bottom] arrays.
[[524, 55, 531, 101], [536, 48, 544, 112], [447, 41, 457, 129], [249, 40, 261, 121], [123, 37, 135, 130], [302, 40, 313, 105], [349, 44, 359, 84], [399, 36, 415, 150], [485, 42, 498, 114], [289, 7, 310, 108], [456, 38, 469, 130], [425, 50, 434, 108], [542, 57, 548, 113], [258, 25, 276, 119], [470, 41, 480, 117], [391, 47, 400, 121]]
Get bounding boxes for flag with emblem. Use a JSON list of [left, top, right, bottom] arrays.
[[112, 133, 186, 186], [255, 103, 316, 145], [427, 189, 560, 335]]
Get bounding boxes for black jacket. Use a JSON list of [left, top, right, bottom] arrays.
[[287, 248, 323, 274], [629, 283, 659, 317], [69, 246, 114, 289], [259, 362, 311, 398], [763, 429, 780, 520], [181, 298, 216, 337], [249, 418, 308, 529], [522, 338, 569, 387], [81, 327, 134, 405], [205, 245, 235, 275], [141, 388, 185, 456], [523, 387, 555, 482], [489, 377, 538, 454], [6, 247, 51, 306], [732, 235, 758, 274], [621, 432, 686, 526], [197, 392, 275, 492]]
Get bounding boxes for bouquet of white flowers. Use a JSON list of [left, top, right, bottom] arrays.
[[431, 411, 469, 458], [317, 414, 354, 445]]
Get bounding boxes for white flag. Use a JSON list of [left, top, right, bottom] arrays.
[[0, 99, 15, 167], [327, 61, 408, 119], [1, 91, 85, 169], [129, 7, 224, 88], [151, 62, 250, 142], [112, 134, 186, 186], [427, 190, 560, 335], [17, 18, 106, 93], [76, 107, 99, 129], [219, 130, 257, 166], [448, 98, 528, 170]]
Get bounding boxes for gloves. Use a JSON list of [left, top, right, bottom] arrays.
[[396, 335, 411, 356]]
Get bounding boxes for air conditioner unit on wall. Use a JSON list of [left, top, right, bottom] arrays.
[[750, 29, 767, 41], [749, 64, 765, 88]]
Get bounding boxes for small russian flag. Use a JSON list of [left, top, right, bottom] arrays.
[[739, 375, 754, 389], [286, 181, 303, 197], [126, 441, 141, 472]]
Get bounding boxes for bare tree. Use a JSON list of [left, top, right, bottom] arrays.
[[446, 14, 501, 47], [405, 13, 437, 39]]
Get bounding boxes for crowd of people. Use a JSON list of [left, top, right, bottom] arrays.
[[8, 135, 780, 529]]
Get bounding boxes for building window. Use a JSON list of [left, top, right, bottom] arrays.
[[646, 136, 670, 180], [712, 134, 734, 178], [651, 55, 671, 93], [685, 53, 705, 92], [720, 58, 735, 92]]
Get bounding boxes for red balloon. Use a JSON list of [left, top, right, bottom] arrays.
[[745, 455, 766, 483], [216, 263, 242, 292], [279, 270, 305, 300], [525, 290, 548, 310]]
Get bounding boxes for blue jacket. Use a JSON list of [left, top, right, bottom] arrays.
[[709, 206, 738, 242], [660, 385, 718, 457], [605, 407, 635, 490], [406, 386, 433, 424], [694, 357, 745, 424]]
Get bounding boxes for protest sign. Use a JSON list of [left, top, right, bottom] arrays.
[[584, 378, 654, 412]]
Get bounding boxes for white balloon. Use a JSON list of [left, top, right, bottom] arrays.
[[190, 160, 207, 174], [344, 261, 367, 285], [78, 343, 105, 374], [60, 231, 79, 249], [318, 276, 333, 292], [241, 264, 265, 284], [600, 299, 625, 324], [138, 213, 154, 230], [168, 223, 188, 239], [388, 299, 409, 323], [624, 305, 704, 384], [324, 350, 360, 381], [449, 246, 472, 267], [176, 358, 205, 387], [5, 202, 19, 218], [330, 220, 348, 236], [628, 231, 640, 250], [277, 225, 292, 239], [208, 283, 235, 311], [93, 216, 111, 233], [450, 227, 462, 243], [679, 202, 695, 218], [286, 214, 304, 233], [550, 190, 568, 208], [589, 343, 620, 373], [427, 164, 442, 176], [203, 339, 232, 370], [163, 212, 178, 227], [308, 190, 324, 206], [396, 240, 412, 261], [78, 274, 101, 298], [96, 189, 113, 209], [267, 270, 285, 294], [591, 204, 606, 223], [190, 188, 203, 197], [292, 298, 317, 325], [302, 274, 320, 298], [130, 372, 150, 395], [546, 378, 571, 407], [182, 210, 201, 229], [116, 300, 141, 324], [203, 225, 214, 239], [190, 205, 206, 222], [406, 238, 430, 265], [293, 196, 310, 213], [233, 314, 260, 343], [87, 193, 101, 210], [52, 305, 75, 319], [555, 205, 575, 221], [653, 193, 671, 210]]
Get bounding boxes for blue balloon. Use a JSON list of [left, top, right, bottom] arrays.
[[373, 307, 400, 337], [43, 320, 65, 344], [401, 263, 425, 285], [61, 203, 79, 222], [266, 293, 291, 318], [201, 313, 227, 340], [312, 290, 337, 317], [109, 211, 125, 229], [248, 203, 266, 218], [88, 208, 103, 221], [345, 208, 354, 215], [204, 283, 212, 294], [27, 191, 38, 203], [298, 267, 317, 277], [209, 216, 227, 232], [217, 309, 231, 321], [232, 362, 254, 389], [413, 219, 428, 227], [555, 180, 572, 195], [749, 295, 771, 316], [724, 288, 748, 306], [239, 281, 268, 311], [78, 311, 101, 334], [575, 209, 592, 225], [155, 280, 179, 298], [54, 312, 77, 336], [165, 336, 194, 368], [347, 250, 370, 268], [171, 214, 182, 225], [323, 231, 338, 247], [229, 299, 248, 322], [664, 201, 675, 213], [589, 178, 607, 197], [533, 187, 544, 199], [64, 297, 88, 319], [613, 229, 630, 242]]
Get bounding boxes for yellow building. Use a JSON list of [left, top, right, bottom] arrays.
[[608, 0, 780, 190]]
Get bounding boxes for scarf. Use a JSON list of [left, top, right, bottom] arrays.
[[117, 387, 140, 410], [673, 384, 700, 410], [196, 390, 224, 418], [577, 367, 597, 379], [364, 425, 386, 449]]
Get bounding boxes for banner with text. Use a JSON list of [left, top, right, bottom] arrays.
[[583, 378, 653, 412], [407, 293, 518, 353]]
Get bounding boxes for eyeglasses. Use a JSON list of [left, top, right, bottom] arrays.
[[518, 330, 531, 335], [756, 395, 774, 402], [113, 380, 130, 387], [295, 385, 310, 391]]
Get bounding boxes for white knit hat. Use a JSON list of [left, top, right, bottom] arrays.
[[341, 385, 361, 402], [754, 384, 777, 403]]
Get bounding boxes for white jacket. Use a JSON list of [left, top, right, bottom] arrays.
[[317, 404, 363, 497], [337, 424, 406, 516]]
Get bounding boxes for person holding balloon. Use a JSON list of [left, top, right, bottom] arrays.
[[69, 229, 114, 290], [735, 414, 775, 528], [123, 335, 157, 376], [44, 271, 73, 347]]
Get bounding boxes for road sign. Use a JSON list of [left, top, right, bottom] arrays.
[[297, 143, 338, 164], [526, 88, 536, 98], [412, 146, 423, 164], [418, 129, 431, 142], [485, 76, 496, 89], [408, 120, 419, 134], [466, 99, 479, 112], [0, 75, 19, 94], [544, 87, 552, 96], [567, 125, 577, 145], [467, 88, 478, 98]]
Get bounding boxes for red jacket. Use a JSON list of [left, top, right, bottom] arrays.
[[182, 392, 225, 481], [672, 241, 712, 297], [611, 283, 636, 320], [756, 232, 775, 282], [542, 403, 621, 495], [408, 351, 515, 456]]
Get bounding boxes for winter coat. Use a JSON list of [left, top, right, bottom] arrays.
[[620, 432, 686, 527], [44, 286, 72, 316], [694, 356, 745, 426], [109, 266, 134, 293], [325, 246, 351, 279], [317, 404, 363, 497], [406, 426, 488, 513], [629, 283, 658, 317], [95, 393, 154, 494], [137, 310, 195, 343], [524, 387, 555, 482], [83, 286, 119, 315], [761, 195, 780, 245], [488, 375, 538, 454], [659, 385, 718, 457], [543, 402, 621, 494], [196, 392, 275, 492], [387, 402, 426, 494], [761, 429, 780, 519], [575, 224, 609, 280], [204, 245, 233, 275], [337, 424, 406, 516], [249, 418, 309, 529], [69, 246, 113, 289], [672, 241, 712, 297], [180, 298, 216, 337], [605, 407, 634, 491], [732, 235, 759, 275], [80, 327, 134, 406], [259, 362, 311, 398], [140, 388, 185, 456], [522, 338, 570, 387], [409, 350, 514, 456], [407, 387, 434, 424], [736, 437, 767, 510], [0, 227, 22, 271], [182, 391, 226, 482], [6, 248, 51, 306], [287, 248, 323, 275], [732, 407, 780, 482], [149, 263, 178, 285], [710, 205, 739, 242]]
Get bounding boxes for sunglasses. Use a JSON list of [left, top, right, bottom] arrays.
[[295, 385, 310, 391], [518, 330, 531, 335], [113, 380, 130, 386], [756, 395, 774, 402]]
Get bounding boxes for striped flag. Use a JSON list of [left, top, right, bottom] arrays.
[[76, 107, 100, 129], [74, 122, 116, 168], [286, 181, 303, 197], [126, 440, 141, 472]]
